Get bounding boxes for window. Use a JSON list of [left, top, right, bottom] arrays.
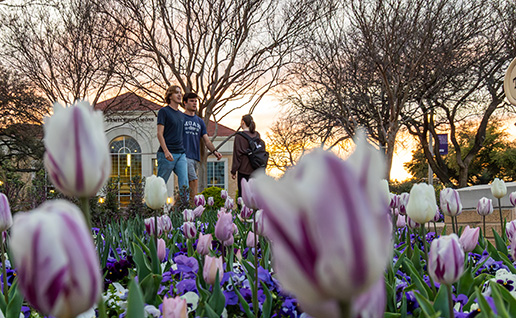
[[110, 136, 142, 205], [207, 160, 227, 189]]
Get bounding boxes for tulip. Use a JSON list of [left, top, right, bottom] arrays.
[[406, 183, 437, 224], [389, 193, 399, 210], [145, 217, 163, 236], [352, 278, 386, 318], [510, 192, 516, 207], [192, 205, 204, 218], [203, 255, 223, 285], [10, 200, 101, 318], [160, 215, 173, 233], [225, 197, 234, 210], [440, 188, 462, 217], [207, 197, 214, 206], [196, 233, 212, 255], [241, 178, 259, 210], [511, 239, 516, 265], [491, 178, 507, 199], [379, 180, 390, 208], [507, 220, 516, 243], [223, 234, 234, 246], [433, 207, 442, 222], [0, 193, 13, 232], [183, 222, 197, 240], [162, 296, 187, 318], [476, 197, 493, 216], [157, 238, 166, 262], [237, 197, 244, 207], [396, 215, 406, 228], [194, 194, 205, 207], [220, 190, 228, 200], [407, 216, 420, 229], [144, 175, 168, 210], [214, 211, 233, 242], [246, 231, 256, 247], [43, 101, 111, 198], [428, 234, 464, 285], [398, 192, 409, 215], [240, 205, 253, 219], [183, 209, 195, 222], [253, 209, 266, 236], [459, 226, 480, 253], [252, 132, 392, 311]]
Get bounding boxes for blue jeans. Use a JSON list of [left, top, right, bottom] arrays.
[[157, 152, 189, 196]]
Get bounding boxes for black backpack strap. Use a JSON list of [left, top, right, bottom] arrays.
[[237, 131, 258, 143]]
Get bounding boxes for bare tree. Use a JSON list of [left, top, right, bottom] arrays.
[[103, 0, 328, 190], [0, 0, 138, 105]]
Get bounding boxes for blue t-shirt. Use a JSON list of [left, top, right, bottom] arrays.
[[157, 106, 185, 153], [183, 114, 207, 162]]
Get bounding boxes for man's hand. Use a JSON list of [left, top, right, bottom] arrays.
[[214, 151, 222, 160], [231, 173, 236, 180], [165, 151, 174, 161]]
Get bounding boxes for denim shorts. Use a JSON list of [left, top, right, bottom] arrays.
[[156, 152, 188, 192], [187, 158, 199, 181]]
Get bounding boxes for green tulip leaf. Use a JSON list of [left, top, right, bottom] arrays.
[[413, 292, 437, 316], [497, 253, 516, 274], [489, 283, 510, 318], [475, 287, 494, 317], [384, 314, 402, 318], [97, 294, 108, 318], [457, 266, 475, 295], [207, 272, 225, 315], [5, 286, 22, 318], [261, 281, 273, 318], [126, 279, 145, 318], [139, 273, 162, 306], [402, 259, 431, 299], [147, 238, 161, 275], [432, 285, 451, 318], [204, 302, 221, 318], [493, 229, 508, 256], [493, 280, 516, 316], [486, 241, 502, 261], [234, 287, 254, 318], [132, 242, 151, 280]]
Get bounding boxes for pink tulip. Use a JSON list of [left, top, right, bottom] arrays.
[[241, 178, 259, 210], [194, 194, 205, 207], [215, 211, 233, 242], [223, 234, 234, 246], [396, 215, 406, 228], [183, 222, 197, 239], [459, 226, 480, 253], [0, 193, 13, 232], [507, 220, 516, 243], [157, 238, 166, 261], [162, 296, 187, 318], [203, 255, 223, 285], [253, 209, 266, 236], [192, 205, 204, 218], [196, 233, 212, 255], [10, 200, 101, 318], [246, 231, 256, 247], [428, 234, 464, 285], [510, 192, 516, 207], [511, 239, 516, 264]]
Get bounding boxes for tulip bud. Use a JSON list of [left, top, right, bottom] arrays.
[[207, 197, 214, 206], [510, 192, 516, 207], [225, 197, 234, 210], [162, 296, 187, 318], [459, 226, 480, 253], [192, 205, 204, 218], [183, 222, 197, 240], [10, 200, 101, 318], [144, 175, 168, 210], [237, 197, 244, 207], [477, 197, 493, 216], [157, 238, 167, 262], [253, 209, 266, 236], [215, 211, 233, 242], [428, 234, 465, 285], [398, 192, 409, 215], [389, 193, 399, 209], [183, 209, 195, 222], [407, 216, 420, 229], [160, 215, 172, 233], [491, 178, 507, 199], [396, 215, 406, 228], [0, 193, 13, 232], [194, 194, 205, 207], [240, 205, 253, 219], [144, 217, 162, 237], [507, 220, 516, 243], [203, 255, 223, 285], [241, 178, 259, 210], [440, 188, 462, 217], [220, 190, 228, 200], [43, 101, 111, 198], [196, 233, 212, 255], [246, 231, 256, 247], [406, 183, 437, 224]]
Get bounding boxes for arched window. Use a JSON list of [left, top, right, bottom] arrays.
[[109, 136, 142, 205]]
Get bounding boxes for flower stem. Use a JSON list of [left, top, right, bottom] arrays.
[[339, 301, 351, 318], [253, 214, 259, 318], [406, 227, 412, 259], [451, 215, 456, 234], [79, 197, 92, 230], [498, 198, 504, 239], [446, 284, 455, 318], [154, 213, 158, 249], [483, 215, 486, 238], [1, 233, 7, 305]]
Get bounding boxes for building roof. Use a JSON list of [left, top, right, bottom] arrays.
[[95, 92, 237, 137]]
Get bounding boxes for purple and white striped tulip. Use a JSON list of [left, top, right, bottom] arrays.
[[440, 188, 462, 217], [406, 183, 437, 224], [192, 205, 204, 218], [252, 132, 392, 308], [220, 190, 228, 200], [194, 194, 205, 207], [237, 197, 244, 207], [511, 239, 516, 265], [183, 209, 195, 222], [352, 277, 387, 318], [477, 197, 493, 216], [10, 200, 101, 318], [215, 211, 233, 242], [390, 193, 399, 209], [428, 234, 465, 285], [145, 217, 163, 236], [510, 192, 516, 207], [433, 207, 442, 222], [398, 192, 409, 215], [43, 101, 111, 198], [240, 205, 253, 220], [507, 220, 516, 243], [196, 233, 212, 255], [145, 175, 168, 210], [183, 222, 197, 240], [160, 215, 173, 233], [207, 197, 214, 206], [491, 178, 507, 199], [459, 225, 480, 253], [0, 193, 13, 232], [241, 178, 259, 210], [225, 197, 234, 210]]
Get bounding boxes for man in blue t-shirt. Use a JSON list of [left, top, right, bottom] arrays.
[[182, 92, 222, 202], [157, 85, 189, 202]]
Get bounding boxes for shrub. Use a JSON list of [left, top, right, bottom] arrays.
[[201, 186, 226, 210]]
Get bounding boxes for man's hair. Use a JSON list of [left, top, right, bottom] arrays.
[[164, 85, 181, 104], [182, 92, 199, 103]]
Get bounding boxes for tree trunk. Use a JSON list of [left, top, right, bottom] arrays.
[[198, 143, 207, 192]]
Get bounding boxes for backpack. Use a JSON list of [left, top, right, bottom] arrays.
[[238, 132, 269, 169]]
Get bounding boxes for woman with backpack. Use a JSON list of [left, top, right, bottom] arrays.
[[231, 114, 268, 198]]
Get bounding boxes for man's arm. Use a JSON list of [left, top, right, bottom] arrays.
[[202, 134, 222, 160], [157, 124, 174, 161]]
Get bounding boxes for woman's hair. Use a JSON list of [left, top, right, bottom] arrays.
[[164, 85, 181, 104], [242, 114, 256, 134]]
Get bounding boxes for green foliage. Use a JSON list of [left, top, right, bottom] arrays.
[[201, 186, 225, 209]]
